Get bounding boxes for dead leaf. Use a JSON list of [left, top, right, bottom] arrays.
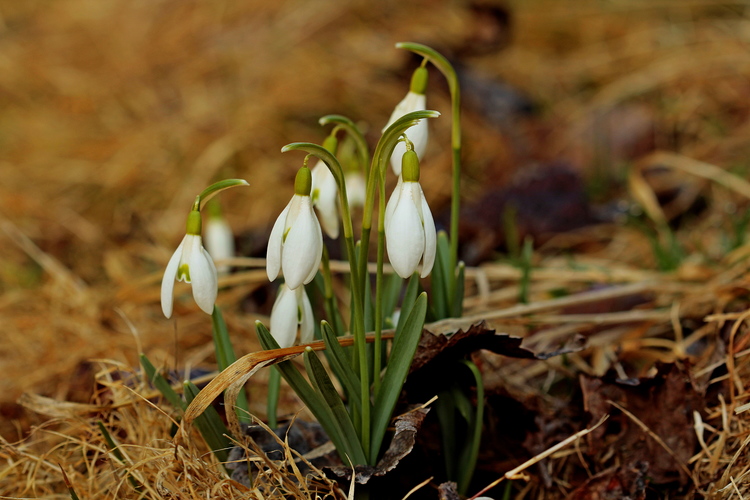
[[326, 407, 429, 485], [580, 361, 703, 485]]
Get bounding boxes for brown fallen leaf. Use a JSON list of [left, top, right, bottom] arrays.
[[326, 407, 430, 485], [580, 361, 703, 485]]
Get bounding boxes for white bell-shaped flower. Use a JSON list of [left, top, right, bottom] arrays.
[[344, 169, 366, 209], [383, 66, 429, 176], [270, 283, 314, 348], [311, 159, 339, 239], [385, 150, 436, 279], [161, 209, 218, 318], [267, 167, 323, 290], [311, 135, 340, 239], [204, 203, 235, 274]]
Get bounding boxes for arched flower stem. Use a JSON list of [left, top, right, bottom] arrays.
[[319, 114, 371, 179], [280, 141, 370, 457], [397, 42, 462, 315]]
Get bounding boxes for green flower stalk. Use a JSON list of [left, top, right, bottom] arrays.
[[397, 42, 463, 317]]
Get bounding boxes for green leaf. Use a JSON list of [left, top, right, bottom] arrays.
[[184, 381, 231, 464], [320, 321, 362, 406], [211, 307, 250, 423], [436, 390, 457, 479], [304, 348, 367, 465], [451, 261, 465, 318], [370, 292, 427, 463], [97, 421, 142, 491], [267, 367, 281, 429], [396, 273, 420, 335], [140, 354, 186, 411], [256, 322, 354, 464], [381, 272, 403, 325], [430, 231, 451, 319], [456, 360, 485, 496]]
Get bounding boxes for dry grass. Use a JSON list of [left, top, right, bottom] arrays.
[[2, 0, 750, 498]]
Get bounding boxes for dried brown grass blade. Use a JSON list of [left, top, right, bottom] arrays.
[[177, 333, 395, 448]]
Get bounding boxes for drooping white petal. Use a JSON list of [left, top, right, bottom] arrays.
[[266, 201, 292, 282], [297, 287, 314, 345], [345, 170, 366, 208], [385, 175, 403, 226], [270, 284, 298, 349], [282, 195, 322, 289], [311, 161, 340, 239], [385, 182, 425, 278], [384, 92, 428, 176], [161, 238, 185, 318], [418, 185, 437, 278], [205, 217, 234, 274], [188, 237, 218, 314]]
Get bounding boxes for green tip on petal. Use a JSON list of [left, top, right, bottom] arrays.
[[322, 134, 338, 154], [185, 209, 202, 235], [294, 167, 312, 196], [401, 149, 420, 182], [410, 66, 428, 95], [177, 263, 191, 281]]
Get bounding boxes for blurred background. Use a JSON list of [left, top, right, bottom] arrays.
[[2, 0, 750, 441]]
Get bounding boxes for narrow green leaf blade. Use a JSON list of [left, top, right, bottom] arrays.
[[184, 381, 231, 464], [450, 261, 465, 318], [320, 321, 362, 406], [395, 273, 420, 335], [140, 354, 186, 411], [256, 322, 353, 462], [370, 292, 427, 463], [211, 307, 250, 422], [304, 348, 367, 465]]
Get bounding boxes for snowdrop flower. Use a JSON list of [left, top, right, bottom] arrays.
[[385, 149, 436, 279], [310, 135, 340, 239], [204, 201, 235, 274], [344, 169, 366, 208], [383, 65, 428, 176], [270, 283, 314, 348], [161, 206, 218, 318], [267, 166, 323, 290]]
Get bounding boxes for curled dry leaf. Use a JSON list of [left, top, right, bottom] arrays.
[[326, 407, 430, 484]]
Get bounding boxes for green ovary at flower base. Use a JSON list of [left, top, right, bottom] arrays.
[[266, 166, 324, 290], [269, 282, 314, 348], [161, 199, 218, 318], [384, 65, 429, 176], [385, 148, 436, 279]]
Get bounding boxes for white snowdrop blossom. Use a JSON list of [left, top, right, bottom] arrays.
[[311, 159, 340, 239], [204, 214, 234, 274], [344, 169, 366, 208], [383, 66, 429, 176], [266, 167, 323, 290], [161, 209, 218, 318], [270, 283, 314, 348], [385, 150, 436, 279]]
